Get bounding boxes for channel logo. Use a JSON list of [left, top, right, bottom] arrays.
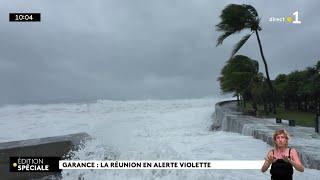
[[269, 11, 302, 24]]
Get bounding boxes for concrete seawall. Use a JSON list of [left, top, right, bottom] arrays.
[[0, 132, 91, 180], [212, 100, 320, 170]]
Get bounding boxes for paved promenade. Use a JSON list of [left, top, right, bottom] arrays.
[[213, 101, 320, 170]]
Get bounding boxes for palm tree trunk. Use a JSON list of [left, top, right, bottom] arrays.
[[237, 94, 240, 105], [254, 30, 277, 114], [318, 99, 320, 114]]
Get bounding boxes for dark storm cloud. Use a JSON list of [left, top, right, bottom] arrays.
[[0, 0, 319, 105]]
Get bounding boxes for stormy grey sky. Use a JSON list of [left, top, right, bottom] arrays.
[[0, 0, 319, 105]]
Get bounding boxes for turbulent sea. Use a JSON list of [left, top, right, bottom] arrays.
[[0, 98, 319, 179]]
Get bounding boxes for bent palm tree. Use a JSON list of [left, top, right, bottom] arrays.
[[219, 55, 259, 106], [216, 4, 276, 113]]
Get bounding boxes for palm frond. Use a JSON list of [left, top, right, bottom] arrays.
[[242, 4, 258, 18], [257, 17, 262, 31], [216, 4, 248, 33], [216, 31, 233, 46], [231, 33, 252, 58]]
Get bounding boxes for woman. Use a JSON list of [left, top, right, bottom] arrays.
[[261, 129, 304, 180]]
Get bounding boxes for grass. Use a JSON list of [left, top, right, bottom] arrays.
[[239, 103, 316, 127]]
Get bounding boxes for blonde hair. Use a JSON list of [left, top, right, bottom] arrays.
[[273, 129, 290, 148]]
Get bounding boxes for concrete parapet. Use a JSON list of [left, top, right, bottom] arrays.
[[0, 132, 91, 180], [213, 100, 320, 170]]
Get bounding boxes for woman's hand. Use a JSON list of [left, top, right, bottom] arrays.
[[265, 154, 276, 164], [282, 149, 304, 172], [262, 153, 275, 172], [282, 155, 292, 164]]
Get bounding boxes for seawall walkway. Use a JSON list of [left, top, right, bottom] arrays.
[[212, 100, 320, 170]]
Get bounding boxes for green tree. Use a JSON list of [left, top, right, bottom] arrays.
[[218, 55, 259, 107], [316, 61, 320, 71], [215, 4, 276, 113], [274, 74, 288, 107], [314, 61, 320, 113]]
